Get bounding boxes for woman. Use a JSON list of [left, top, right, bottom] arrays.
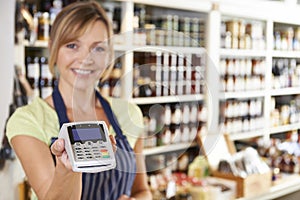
[[6, 1, 152, 200]]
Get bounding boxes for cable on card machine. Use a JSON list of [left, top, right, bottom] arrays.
[[58, 121, 116, 173]]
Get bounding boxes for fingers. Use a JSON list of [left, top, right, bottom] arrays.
[[50, 138, 73, 170], [109, 135, 117, 152], [109, 135, 116, 145], [50, 138, 65, 156], [117, 195, 136, 200]]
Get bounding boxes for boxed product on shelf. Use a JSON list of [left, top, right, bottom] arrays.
[[187, 176, 236, 200], [198, 133, 272, 198], [212, 169, 271, 198], [149, 171, 236, 200]]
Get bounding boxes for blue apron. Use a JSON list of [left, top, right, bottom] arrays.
[[51, 86, 137, 200]]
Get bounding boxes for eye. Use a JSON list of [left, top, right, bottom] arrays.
[[93, 45, 105, 53], [66, 43, 78, 49], [91, 44, 107, 54]]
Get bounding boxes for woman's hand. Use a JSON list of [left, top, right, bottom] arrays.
[[50, 138, 73, 170], [117, 194, 136, 200], [50, 135, 116, 172], [109, 135, 117, 152]]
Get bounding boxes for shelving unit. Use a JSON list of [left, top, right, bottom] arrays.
[[111, 2, 300, 198], [111, 1, 209, 163], [206, 1, 300, 143]]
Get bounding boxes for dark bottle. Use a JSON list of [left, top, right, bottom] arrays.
[[288, 154, 299, 174], [132, 63, 140, 98], [169, 54, 177, 95], [26, 56, 40, 98], [138, 77, 153, 97], [37, 12, 50, 41], [170, 123, 181, 144], [162, 52, 170, 96], [134, 4, 146, 29], [171, 103, 182, 125], [177, 55, 185, 95], [278, 153, 289, 173], [99, 80, 110, 97], [38, 0, 52, 12], [13, 66, 28, 107], [161, 125, 171, 145], [112, 6, 121, 34], [109, 61, 122, 97], [39, 57, 53, 98]]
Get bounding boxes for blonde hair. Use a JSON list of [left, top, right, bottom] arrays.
[[49, 0, 114, 80]]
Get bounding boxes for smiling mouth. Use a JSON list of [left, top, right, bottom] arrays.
[[73, 69, 94, 75]]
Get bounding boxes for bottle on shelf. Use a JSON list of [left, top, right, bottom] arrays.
[[221, 18, 265, 50], [109, 59, 122, 97], [39, 56, 53, 98], [136, 77, 153, 97], [25, 56, 40, 100], [37, 12, 50, 41], [98, 79, 110, 97], [112, 6, 121, 34], [49, 0, 63, 27]]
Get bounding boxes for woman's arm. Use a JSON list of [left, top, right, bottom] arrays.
[[11, 136, 82, 200]]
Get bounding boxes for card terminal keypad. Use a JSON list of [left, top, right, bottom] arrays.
[[73, 141, 110, 161]]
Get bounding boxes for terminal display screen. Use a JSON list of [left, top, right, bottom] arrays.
[[68, 123, 106, 143]]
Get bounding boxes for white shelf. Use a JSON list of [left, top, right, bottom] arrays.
[[219, 48, 267, 57], [24, 40, 48, 48], [270, 123, 300, 134], [24, 41, 206, 55], [24, 40, 206, 55], [228, 129, 265, 141], [130, 94, 205, 105], [143, 142, 197, 156], [219, 0, 271, 20], [272, 50, 300, 58], [219, 0, 300, 23], [114, 44, 206, 55], [129, 0, 211, 12], [270, 87, 300, 96], [220, 90, 265, 100]]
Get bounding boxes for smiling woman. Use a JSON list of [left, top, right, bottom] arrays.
[[5, 1, 152, 200], [48, 3, 114, 84], [55, 20, 110, 91]]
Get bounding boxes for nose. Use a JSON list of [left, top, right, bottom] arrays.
[[79, 47, 94, 65], [81, 55, 94, 65]]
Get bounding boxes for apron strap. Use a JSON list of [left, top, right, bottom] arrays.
[[52, 86, 69, 128]]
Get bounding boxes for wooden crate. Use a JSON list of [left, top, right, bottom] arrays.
[[198, 133, 272, 198], [212, 171, 272, 198]]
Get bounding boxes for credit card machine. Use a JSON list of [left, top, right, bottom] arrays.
[[58, 121, 116, 173]]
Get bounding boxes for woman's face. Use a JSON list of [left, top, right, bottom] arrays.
[[56, 20, 109, 91]]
